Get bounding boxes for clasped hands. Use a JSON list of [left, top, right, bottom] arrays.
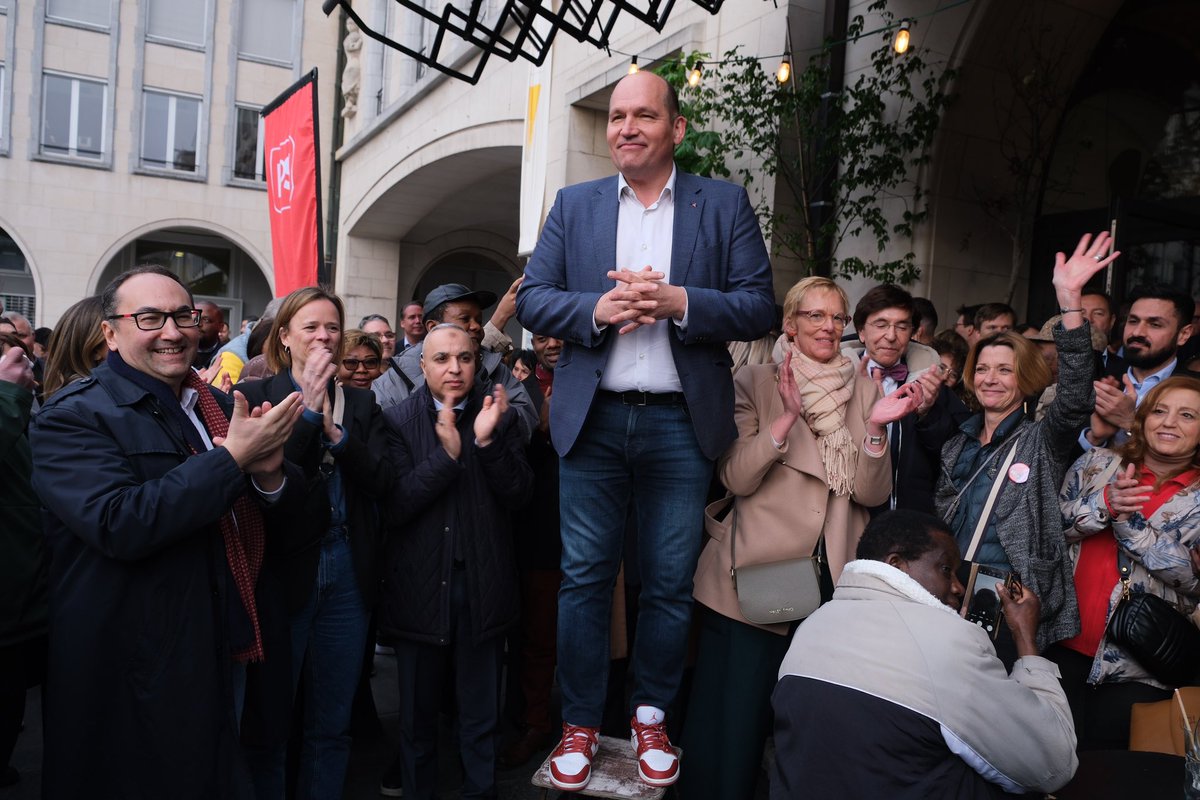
[[594, 267, 687, 335]]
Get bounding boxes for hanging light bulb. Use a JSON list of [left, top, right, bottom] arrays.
[[687, 61, 703, 87], [893, 21, 911, 54], [628, 56, 640, 75], [776, 56, 791, 84]]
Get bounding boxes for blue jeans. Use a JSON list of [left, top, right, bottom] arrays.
[[557, 396, 712, 726], [289, 530, 369, 800]]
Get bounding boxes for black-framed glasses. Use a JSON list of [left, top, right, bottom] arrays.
[[106, 309, 202, 331], [342, 357, 381, 371]]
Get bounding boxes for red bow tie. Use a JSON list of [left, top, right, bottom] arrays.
[[871, 363, 909, 383]]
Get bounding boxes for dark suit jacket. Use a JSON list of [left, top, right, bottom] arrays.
[[234, 374, 393, 611], [516, 171, 775, 460]]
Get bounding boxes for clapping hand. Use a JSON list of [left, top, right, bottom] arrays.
[[868, 382, 922, 427], [770, 351, 804, 445], [912, 364, 948, 416], [1108, 462, 1151, 520], [216, 391, 304, 487], [474, 383, 510, 446], [1094, 374, 1137, 432]]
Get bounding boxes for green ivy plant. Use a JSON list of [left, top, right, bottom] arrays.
[[655, 0, 955, 284]]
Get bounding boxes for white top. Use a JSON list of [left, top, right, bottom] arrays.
[[597, 167, 688, 393]]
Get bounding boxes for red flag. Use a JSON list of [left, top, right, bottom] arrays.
[[262, 69, 323, 297]]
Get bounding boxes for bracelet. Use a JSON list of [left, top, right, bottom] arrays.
[[1059, 307, 1083, 314]]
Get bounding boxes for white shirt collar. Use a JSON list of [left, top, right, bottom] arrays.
[[617, 164, 677, 208]]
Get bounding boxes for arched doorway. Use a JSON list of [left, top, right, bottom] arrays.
[[97, 227, 273, 334], [1030, 0, 1200, 322], [0, 227, 37, 323]]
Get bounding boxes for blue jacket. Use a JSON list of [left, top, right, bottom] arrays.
[[29, 363, 287, 799], [516, 171, 775, 460]]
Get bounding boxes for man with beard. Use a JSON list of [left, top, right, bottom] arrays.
[[1081, 284, 1196, 449]]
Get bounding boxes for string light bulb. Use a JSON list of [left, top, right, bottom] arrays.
[[688, 61, 703, 87], [628, 56, 639, 75], [893, 21, 911, 54], [776, 56, 791, 84]]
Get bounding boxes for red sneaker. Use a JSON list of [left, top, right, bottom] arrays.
[[548, 723, 601, 791], [630, 709, 679, 786]]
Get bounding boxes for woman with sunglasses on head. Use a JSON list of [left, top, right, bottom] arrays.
[[235, 287, 393, 800], [936, 232, 1118, 667], [681, 276, 921, 800]]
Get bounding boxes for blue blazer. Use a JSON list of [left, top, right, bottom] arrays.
[[516, 171, 775, 460]]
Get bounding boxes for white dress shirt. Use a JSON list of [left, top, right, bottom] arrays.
[[597, 168, 688, 393]]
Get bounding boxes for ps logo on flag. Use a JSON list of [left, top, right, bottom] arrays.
[[268, 135, 295, 213]]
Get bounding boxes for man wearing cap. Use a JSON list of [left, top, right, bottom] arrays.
[[515, 70, 774, 790], [371, 283, 537, 439]]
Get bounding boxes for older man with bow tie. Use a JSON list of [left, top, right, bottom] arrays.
[[843, 285, 971, 516]]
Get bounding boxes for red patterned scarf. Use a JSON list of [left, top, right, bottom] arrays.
[[184, 370, 267, 663]]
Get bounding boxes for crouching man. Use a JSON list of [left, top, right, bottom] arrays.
[[381, 323, 533, 799], [771, 510, 1077, 799]]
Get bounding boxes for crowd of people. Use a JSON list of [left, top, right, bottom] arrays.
[[3, 69, 1200, 800]]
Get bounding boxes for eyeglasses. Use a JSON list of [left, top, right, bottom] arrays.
[[342, 357, 381, 371], [795, 310, 853, 328], [106, 309, 201, 331], [865, 320, 913, 334]]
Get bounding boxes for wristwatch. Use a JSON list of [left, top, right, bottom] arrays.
[[867, 433, 885, 447]]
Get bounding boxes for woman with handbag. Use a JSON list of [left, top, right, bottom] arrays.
[[1053, 375, 1200, 750], [680, 276, 921, 800], [935, 232, 1118, 667], [236, 287, 393, 800]]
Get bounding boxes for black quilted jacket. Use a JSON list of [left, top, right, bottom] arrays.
[[381, 384, 533, 645]]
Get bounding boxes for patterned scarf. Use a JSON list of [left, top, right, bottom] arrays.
[[106, 353, 266, 662], [185, 369, 267, 663], [787, 341, 857, 496]]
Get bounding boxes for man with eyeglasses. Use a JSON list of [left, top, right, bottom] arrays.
[[192, 300, 225, 371], [29, 264, 304, 799], [844, 284, 970, 516], [360, 313, 399, 360]]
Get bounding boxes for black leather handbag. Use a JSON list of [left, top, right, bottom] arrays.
[[1107, 551, 1200, 687]]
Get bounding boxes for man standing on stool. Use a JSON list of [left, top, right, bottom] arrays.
[[517, 70, 774, 791]]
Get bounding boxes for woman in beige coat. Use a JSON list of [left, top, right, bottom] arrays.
[[679, 276, 921, 800]]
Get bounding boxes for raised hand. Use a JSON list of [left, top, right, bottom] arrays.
[[770, 352, 804, 444], [474, 383, 510, 446], [0, 346, 34, 390], [298, 344, 337, 414], [1053, 231, 1120, 295], [1108, 462, 1151, 520], [436, 406, 462, 460], [491, 275, 525, 330], [912, 364, 948, 416]]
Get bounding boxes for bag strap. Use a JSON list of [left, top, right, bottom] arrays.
[[729, 500, 824, 589], [944, 427, 1028, 525], [963, 433, 1024, 562]]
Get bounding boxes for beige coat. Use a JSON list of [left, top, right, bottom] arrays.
[[692, 362, 892, 634]]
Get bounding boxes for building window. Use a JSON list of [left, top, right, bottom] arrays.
[[0, 65, 5, 149], [233, 106, 265, 181], [41, 74, 107, 160], [238, 0, 296, 64], [147, 0, 206, 47], [141, 90, 200, 172], [46, 0, 110, 27]]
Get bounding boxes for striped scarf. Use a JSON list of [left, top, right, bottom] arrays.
[[787, 342, 857, 496]]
